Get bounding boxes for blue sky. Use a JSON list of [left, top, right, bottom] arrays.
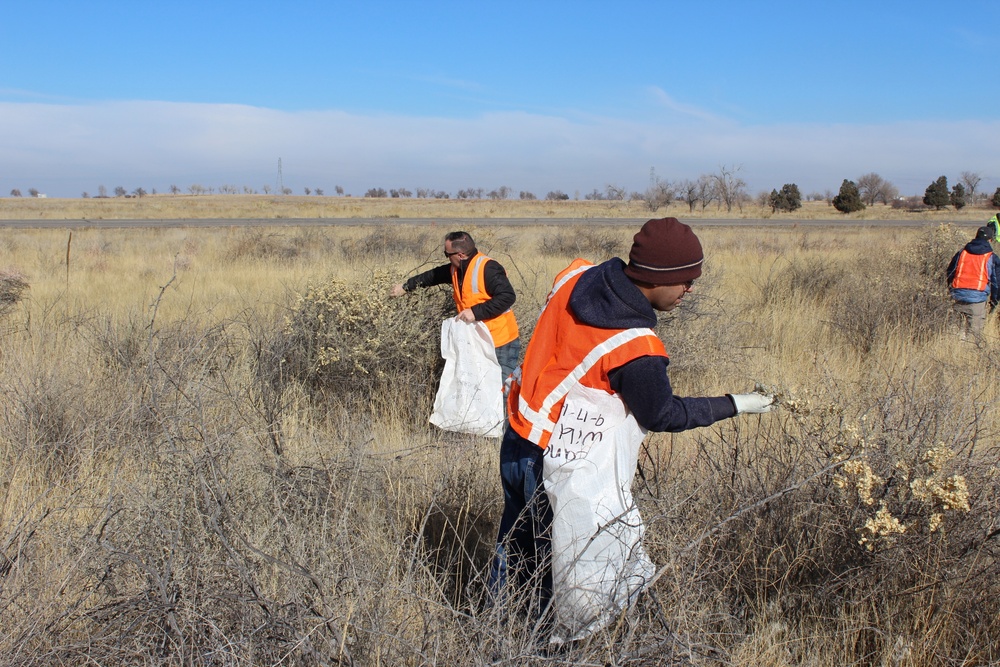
[[2, 0, 998, 200]]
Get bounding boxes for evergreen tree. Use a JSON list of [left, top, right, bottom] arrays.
[[992, 187, 1000, 209], [950, 183, 966, 210], [832, 179, 865, 213], [923, 175, 950, 209], [769, 183, 802, 212]]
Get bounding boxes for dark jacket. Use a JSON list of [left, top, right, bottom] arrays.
[[568, 258, 736, 432], [947, 237, 1000, 306], [404, 251, 516, 321]]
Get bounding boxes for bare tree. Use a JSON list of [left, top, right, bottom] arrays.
[[712, 165, 747, 212], [304, 187, 311, 195], [961, 171, 982, 202], [114, 186, 127, 197], [856, 172, 898, 206], [605, 184, 627, 201], [486, 185, 512, 200], [676, 179, 700, 212], [169, 184, 180, 195], [9, 189, 21, 197], [315, 188, 323, 196], [261, 184, 272, 194], [98, 185, 108, 198], [335, 185, 344, 196], [519, 191, 537, 200], [697, 174, 717, 211], [643, 169, 674, 212]]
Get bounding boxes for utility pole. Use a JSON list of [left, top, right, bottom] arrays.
[[276, 158, 284, 195]]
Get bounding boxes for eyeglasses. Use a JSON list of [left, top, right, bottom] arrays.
[[444, 250, 462, 257]]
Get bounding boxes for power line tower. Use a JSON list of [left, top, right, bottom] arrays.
[[276, 158, 284, 195]]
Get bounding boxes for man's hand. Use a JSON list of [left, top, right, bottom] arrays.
[[389, 284, 406, 297], [729, 392, 775, 414], [456, 308, 476, 323]]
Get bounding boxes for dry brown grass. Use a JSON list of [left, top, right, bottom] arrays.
[[1, 193, 997, 222], [0, 222, 998, 665]]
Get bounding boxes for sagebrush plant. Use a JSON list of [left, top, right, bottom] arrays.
[[281, 271, 452, 410], [0, 222, 999, 666]]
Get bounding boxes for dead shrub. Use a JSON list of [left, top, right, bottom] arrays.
[[538, 228, 626, 261], [913, 222, 968, 281], [637, 366, 1000, 664], [827, 238, 953, 354], [339, 227, 433, 262], [225, 229, 304, 261], [759, 256, 847, 306], [0, 269, 29, 316]]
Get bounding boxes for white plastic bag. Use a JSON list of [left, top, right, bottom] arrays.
[[429, 318, 504, 438], [543, 383, 654, 643]]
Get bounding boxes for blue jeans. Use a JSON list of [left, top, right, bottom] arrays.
[[494, 338, 521, 385], [488, 427, 552, 621]]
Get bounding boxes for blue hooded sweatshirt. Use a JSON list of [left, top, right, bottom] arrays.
[[947, 236, 1000, 305], [568, 258, 736, 432]]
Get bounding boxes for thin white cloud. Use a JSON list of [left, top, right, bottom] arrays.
[[1, 100, 997, 198], [410, 73, 486, 93], [647, 86, 730, 125]]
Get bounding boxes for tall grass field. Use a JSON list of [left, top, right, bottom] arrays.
[[0, 220, 998, 666], [0, 193, 997, 222]]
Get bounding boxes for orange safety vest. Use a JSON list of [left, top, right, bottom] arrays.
[[507, 259, 668, 449], [951, 250, 991, 291], [451, 253, 519, 348]]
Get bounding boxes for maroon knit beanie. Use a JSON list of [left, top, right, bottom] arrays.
[[623, 217, 704, 285]]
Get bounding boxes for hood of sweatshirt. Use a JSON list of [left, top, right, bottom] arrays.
[[965, 238, 994, 255], [568, 258, 657, 330]]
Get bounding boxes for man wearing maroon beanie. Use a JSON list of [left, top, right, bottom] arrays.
[[490, 217, 774, 644]]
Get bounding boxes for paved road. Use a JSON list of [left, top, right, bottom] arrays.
[[0, 216, 968, 229]]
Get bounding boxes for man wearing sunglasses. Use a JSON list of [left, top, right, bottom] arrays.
[[391, 231, 520, 383]]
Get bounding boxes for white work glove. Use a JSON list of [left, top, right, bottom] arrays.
[[729, 392, 775, 414]]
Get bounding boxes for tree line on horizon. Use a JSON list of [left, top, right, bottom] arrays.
[[4, 167, 998, 214]]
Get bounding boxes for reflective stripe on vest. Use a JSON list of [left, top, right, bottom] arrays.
[[517, 327, 662, 445], [508, 260, 667, 449], [451, 253, 519, 347], [952, 250, 991, 291]]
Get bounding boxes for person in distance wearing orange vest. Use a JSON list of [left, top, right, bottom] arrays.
[[390, 231, 520, 382], [947, 225, 1000, 337], [487, 217, 774, 637]]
